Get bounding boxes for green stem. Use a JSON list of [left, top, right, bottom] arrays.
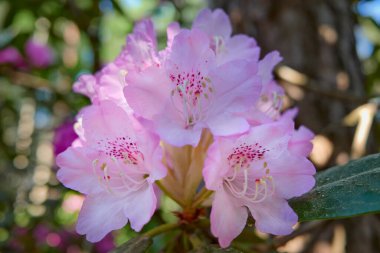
[[156, 180, 186, 207], [143, 223, 181, 238], [192, 188, 213, 208]]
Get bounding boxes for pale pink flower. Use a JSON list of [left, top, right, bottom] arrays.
[[115, 19, 158, 70], [56, 101, 166, 242], [124, 28, 262, 146], [74, 19, 158, 106], [203, 120, 315, 247], [243, 51, 286, 125], [73, 63, 129, 107], [192, 9, 260, 65]]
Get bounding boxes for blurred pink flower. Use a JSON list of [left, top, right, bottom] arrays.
[[62, 194, 84, 213], [94, 233, 115, 253], [56, 101, 166, 242], [25, 39, 54, 68], [203, 120, 315, 247], [0, 47, 26, 68], [53, 120, 78, 157]]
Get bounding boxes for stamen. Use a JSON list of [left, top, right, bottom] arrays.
[[224, 143, 275, 203], [169, 70, 214, 127], [119, 69, 128, 87]]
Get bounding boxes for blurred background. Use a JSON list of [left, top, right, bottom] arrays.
[[0, 0, 379, 252]]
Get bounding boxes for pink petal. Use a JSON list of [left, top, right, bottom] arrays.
[[56, 147, 103, 195], [268, 152, 315, 199], [280, 107, 299, 121], [273, 173, 315, 199], [167, 22, 181, 48], [154, 110, 203, 146], [288, 126, 314, 156], [269, 151, 316, 176], [124, 66, 171, 120], [247, 196, 297, 235], [203, 141, 225, 190], [167, 29, 215, 72], [243, 120, 294, 154], [207, 114, 249, 136], [123, 185, 157, 231], [258, 51, 282, 85], [116, 19, 158, 69], [76, 193, 129, 242], [192, 8, 232, 39], [81, 101, 135, 146], [211, 189, 248, 248], [73, 74, 98, 101], [211, 59, 259, 97], [218, 35, 260, 65]]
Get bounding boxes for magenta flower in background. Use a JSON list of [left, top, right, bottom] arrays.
[[203, 120, 315, 247], [53, 120, 78, 157], [25, 38, 54, 68], [0, 47, 26, 68], [94, 234, 115, 253], [56, 101, 167, 242]]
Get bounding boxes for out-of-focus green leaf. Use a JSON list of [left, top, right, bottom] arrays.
[[290, 153, 380, 221], [190, 244, 242, 253], [110, 236, 153, 253]]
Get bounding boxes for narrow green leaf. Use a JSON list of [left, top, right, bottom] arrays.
[[290, 153, 380, 221], [110, 236, 152, 253]]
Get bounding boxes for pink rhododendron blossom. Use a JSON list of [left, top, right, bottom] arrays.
[[56, 101, 166, 242], [243, 51, 287, 125], [58, 7, 316, 249], [74, 19, 158, 106], [203, 120, 316, 247], [124, 28, 262, 146], [192, 9, 260, 65], [115, 19, 159, 70], [73, 63, 130, 107], [25, 39, 54, 68]]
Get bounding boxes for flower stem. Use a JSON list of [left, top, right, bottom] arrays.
[[156, 180, 186, 207], [192, 188, 213, 208], [143, 223, 181, 238]]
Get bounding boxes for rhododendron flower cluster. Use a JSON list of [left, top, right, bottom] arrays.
[[56, 8, 316, 248]]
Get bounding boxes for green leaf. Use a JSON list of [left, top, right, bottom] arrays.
[[110, 236, 153, 253], [190, 244, 242, 253], [290, 153, 380, 221]]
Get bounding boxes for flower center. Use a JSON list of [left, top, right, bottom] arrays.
[[93, 136, 147, 194], [98, 136, 144, 164], [169, 70, 214, 128], [224, 143, 275, 203]]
